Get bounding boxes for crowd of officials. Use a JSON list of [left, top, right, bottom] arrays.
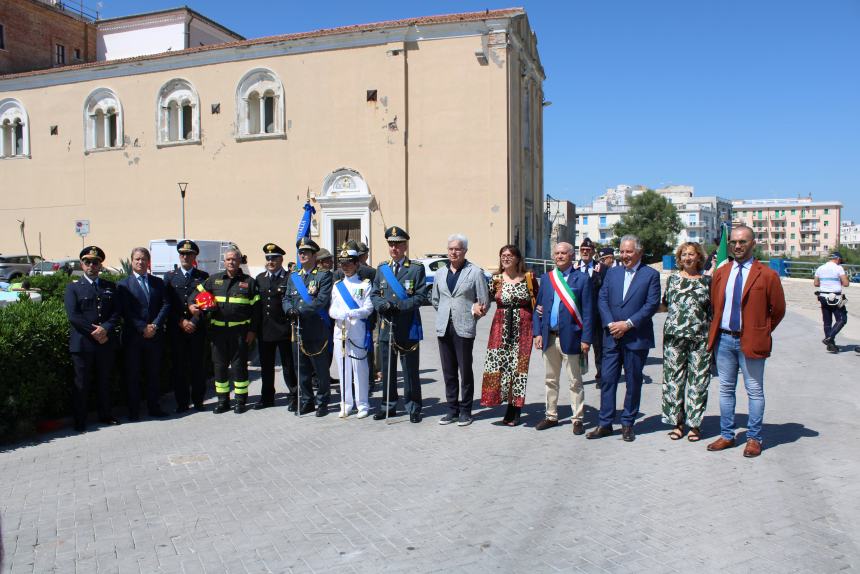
[[65, 224, 805, 457]]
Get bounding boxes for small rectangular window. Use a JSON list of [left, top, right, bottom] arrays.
[[74, 48, 81, 60], [264, 96, 275, 133], [791, 209, 796, 215], [55, 44, 65, 64], [824, 208, 830, 215], [0, 24, 5, 50], [824, 220, 829, 226], [582, 216, 589, 225], [824, 233, 829, 239], [599, 215, 607, 226], [790, 233, 795, 240]]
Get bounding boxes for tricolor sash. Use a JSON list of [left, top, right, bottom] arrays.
[[378, 263, 423, 341], [290, 272, 331, 328], [335, 280, 372, 350], [548, 268, 584, 329]]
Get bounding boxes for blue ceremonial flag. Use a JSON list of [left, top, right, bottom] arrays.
[[295, 201, 316, 260]]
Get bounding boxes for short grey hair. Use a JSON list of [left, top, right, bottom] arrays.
[[619, 235, 643, 252], [130, 247, 151, 260], [224, 247, 243, 259], [447, 233, 468, 250], [553, 242, 574, 254]]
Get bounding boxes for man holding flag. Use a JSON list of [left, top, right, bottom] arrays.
[[532, 242, 595, 435]]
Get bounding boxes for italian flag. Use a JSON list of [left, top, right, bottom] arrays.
[[548, 268, 584, 328], [715, 223, 730, 269]]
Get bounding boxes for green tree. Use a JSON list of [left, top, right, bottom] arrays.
[[611, 190, 684, 262]]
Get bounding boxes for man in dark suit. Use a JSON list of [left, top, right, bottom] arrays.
[[587, 234, 660, 442], [164, 240, 209, 412], [572, 238, 608, 382], [370, 226, 430, 423], [532, 242, 594, 435], [118, 247, 171, 420], [255, 242, 299, 411], [64, 246, 121, 432], [282, 238, 333, 417]]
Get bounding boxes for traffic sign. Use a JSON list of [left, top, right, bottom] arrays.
[[75, 219, 90, 237]]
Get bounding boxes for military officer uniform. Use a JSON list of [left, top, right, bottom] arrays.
[[282, 238, 333, 416], [193, 264, 260, 413], [164, 240, 209, 412], [255, 243, 299, 410], [64, 246, 121, 431], [572, 237, 608, 382], [370, 226, 430, 422]]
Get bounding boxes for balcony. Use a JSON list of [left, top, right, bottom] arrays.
[[770, 215, 785, 222], [800, 226, 819, 232], [800, 216, 819, 222], [686, 221, 706, 229], [800, 239, 820, 247]]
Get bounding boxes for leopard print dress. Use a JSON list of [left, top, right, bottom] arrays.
[[480, 281, 534, 407]]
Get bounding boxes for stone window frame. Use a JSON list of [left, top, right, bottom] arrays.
[[235, 68, 285, 142], [83, 87, 124, 153], [0, 98, 30, 159], [156, 78, 201, 147]]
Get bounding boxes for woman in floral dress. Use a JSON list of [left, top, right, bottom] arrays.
[[660, 242, 712, 442], [480, 245, 537, 426]]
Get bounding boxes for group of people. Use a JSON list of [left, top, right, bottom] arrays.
[[65, 224, 792, 457]]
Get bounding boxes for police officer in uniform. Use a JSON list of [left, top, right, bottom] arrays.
[[572, 238, 607, 382], [164, 240, 209, 412], [64, 246, 121, 431], [370, 226, 430, 423], [190, 247, 259, 414], [254, 243, 299, 410], [282, 237, 333, 417]]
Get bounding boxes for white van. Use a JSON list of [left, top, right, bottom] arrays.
[[149, 239, 251, 278]]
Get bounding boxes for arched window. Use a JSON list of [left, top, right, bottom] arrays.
[[0, 98, 30, 158], [84, 88, 123, 151], [157, 78, 200, 145], [236, 68, 284, 139]]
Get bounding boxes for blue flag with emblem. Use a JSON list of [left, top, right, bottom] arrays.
[[295, 201, 315, 261], [290, 271, 331, 328], [379, 263, 423, 341], [335, 280, 373, 351]]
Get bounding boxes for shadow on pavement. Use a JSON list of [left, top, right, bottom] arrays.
[[631, 413, 818, 449]]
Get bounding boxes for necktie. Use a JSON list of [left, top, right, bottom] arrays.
[[138, 275, 150, 303], [729, 263, 744, 331], [394, 262, 400, 275]]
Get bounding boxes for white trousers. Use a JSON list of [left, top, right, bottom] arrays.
[[332, 339, 370, 411]]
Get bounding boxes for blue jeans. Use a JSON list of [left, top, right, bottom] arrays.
[[716, 333, 766, 443]]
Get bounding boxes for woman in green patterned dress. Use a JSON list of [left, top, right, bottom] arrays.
[[660, 242, 712, 442]]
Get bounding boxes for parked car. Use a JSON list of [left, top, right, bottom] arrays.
[[415, 256, 493, 285], [0, 254, 44, 281], [30, 258, 84, 277]]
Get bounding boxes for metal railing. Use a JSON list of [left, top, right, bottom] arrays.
[[524, 258, 554, 275], [777, 260, 860, 280]]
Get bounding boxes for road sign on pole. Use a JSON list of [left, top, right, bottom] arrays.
[[75, 220, 90, 237]]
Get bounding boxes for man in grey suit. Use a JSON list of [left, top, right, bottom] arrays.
[[431, 234, 491, 426]]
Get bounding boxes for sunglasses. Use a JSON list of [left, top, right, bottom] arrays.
[[265, 255, 283, 261]]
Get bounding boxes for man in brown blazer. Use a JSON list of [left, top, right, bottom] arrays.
[[706, 225, 785, 458]]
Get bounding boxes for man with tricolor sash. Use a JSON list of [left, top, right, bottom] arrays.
[[370, 226, 429, 423], [282, 237, 333, 417], [532, 242, 595, 435]]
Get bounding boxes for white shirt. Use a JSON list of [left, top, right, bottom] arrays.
[[329, 275, 374, 341], [720, 259, 753, 331], [815, 261, 846, 294], [622, 261, 641, 299]]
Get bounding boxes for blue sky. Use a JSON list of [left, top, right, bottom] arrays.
[[99, 0, 860, 220]]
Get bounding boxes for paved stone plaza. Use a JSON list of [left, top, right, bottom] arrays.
[[2, 277, 859, 573]]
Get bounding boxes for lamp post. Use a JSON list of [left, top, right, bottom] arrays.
[[178, 182, 188, 238]]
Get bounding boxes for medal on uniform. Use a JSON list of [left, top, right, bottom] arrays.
[[405, 279, 414, 295], [308, 280, 317, 295]]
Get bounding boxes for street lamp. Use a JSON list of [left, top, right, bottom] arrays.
[[178, 182, 188, 239]]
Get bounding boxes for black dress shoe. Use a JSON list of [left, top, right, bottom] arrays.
[[287, 401, 298, 412], [149, 409, 168, 418], [622, 425, 636, 442], [299, 404, 316, 415], [99, 417, 120, 426], [193, 403, 206, 412], [128, 413, 140, 422], [315, 405, 328, 417], [586, 425, 613, 439], [253, 401, 274, 410], [234, 402, 247, 414], [175, 405, 190, 414], [74, 422, 86, 432], [409, 412, 422, 423], [373, 409, 396, 421]]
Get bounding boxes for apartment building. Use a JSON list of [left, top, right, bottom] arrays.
[[732, 197, 842, 257]]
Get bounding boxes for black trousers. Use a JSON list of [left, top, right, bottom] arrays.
[[124, 335, 164, 416], [211, 326, 249, 396], [71, 347, 114, 427], [259, 338, 298, 403], [437, 321, 475, 416], [820, 298, 848, 342], [170, 328, 207, 408], [592, 320, 603, 374], [379, 338, 422, 414], [297, 338, 330, 408]]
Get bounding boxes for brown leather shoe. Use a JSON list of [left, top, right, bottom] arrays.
[[535, 419, 558, 431], [743, 439, 762, 458], [586, 425, 613, 439], [706, 436, 736, 451], [572, 420, 584, 435]]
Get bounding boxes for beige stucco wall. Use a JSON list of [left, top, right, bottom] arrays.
[[0, 18, 543, 271]]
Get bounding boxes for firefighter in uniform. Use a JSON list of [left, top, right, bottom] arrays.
[[189, 246, 259, 414], [254, 243, 299, 411], [370, 226, 430, 423], [282, 237, 333, 417], [164, 240, 209, 412], [64, 246, 121, 432]]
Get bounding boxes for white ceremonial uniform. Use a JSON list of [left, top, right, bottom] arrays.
[[329, 275, 374, 414]]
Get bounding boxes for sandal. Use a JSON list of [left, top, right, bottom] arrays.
[[687, 427, 701, 442], [668, 425, 684, 440]]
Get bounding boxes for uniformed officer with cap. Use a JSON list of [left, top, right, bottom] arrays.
[[164, 240, 209, 412], [189, 246, 260, 414], [317, 248, 334, 272], [282, 237, 334, 416], [370, 226, 430, 423], [64, 246, 121, 431], [573, 238, 608, 382], [254, 243, 299, 410]]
